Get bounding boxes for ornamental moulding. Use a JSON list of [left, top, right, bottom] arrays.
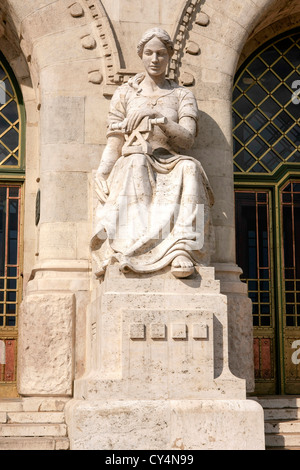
[[75, 0, 209, 94]]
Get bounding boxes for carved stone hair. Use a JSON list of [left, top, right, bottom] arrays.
[[137, 28, 174, 58]]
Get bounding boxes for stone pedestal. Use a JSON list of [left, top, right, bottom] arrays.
[[18, 260, 90, 396], [66, 265, 265, 450]]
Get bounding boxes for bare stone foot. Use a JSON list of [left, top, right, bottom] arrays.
[[171, 255, 194, 278]]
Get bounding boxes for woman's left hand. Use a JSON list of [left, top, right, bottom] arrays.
[[125, 108, 162, 133]]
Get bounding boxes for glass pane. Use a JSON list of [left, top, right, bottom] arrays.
[[6, 316, 16, 326], [282, 205, 293, 269], [258, 204, 269, 268], [289, 151, 300, 163], [9, 187, 19, 198], [285, 45, 300, 68], [0, 144, 9, 162], [233, 137, 243, 154], [287, 125, 300, 146], [260, 124, 280, 146], [0, 187, 6, 277], [246, 110, 268, 131], [0, 66, 6, 81], [272, 58, 294, 79], [246, 84, 268, 105], [273, 110, 294, 132], [235, 149, 256, 171], [260, 46, 280, 66], [236, 71, 255, 91], [234, 95, 254, 118], [1, 128, 19, 151], [247, 137, 269, 158], [1, 100, 18, 124], [259, 70, 281, 92], [275, 37, 294, 54], [7, 278, 16, 290], [247, 57, 266, 77], [8, 199, 18, 266], [259, 97, 281, 117], [7, 267, 17, 277], [7, 291, 16, 302], [286, 101, 300, 120], [4, 155, 18, 166], [282, 193, 292, 203], [273, 85, 293, 106], [295, 206, 300, 279], [274, 137, 295, 160], [251, 162, 268, 173], [232, 110, 242, 128], [234, 123, 255, 143]]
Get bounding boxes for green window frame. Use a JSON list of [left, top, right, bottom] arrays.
[[233, 28, 300, 179], [0, 51, 25, 178], [233, 28, 300, 394]]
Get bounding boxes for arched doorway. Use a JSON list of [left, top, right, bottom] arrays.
[[233, 28, 300, 395], [0, 51, 25, 398]]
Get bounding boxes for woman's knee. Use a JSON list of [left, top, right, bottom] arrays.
[[181, 159, 198, 174], [128, 153, 148, 168]]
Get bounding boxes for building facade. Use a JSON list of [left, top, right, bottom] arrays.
[[0, 0, 299, 450]]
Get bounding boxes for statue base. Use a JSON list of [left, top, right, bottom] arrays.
[[65, 265, 265, 450], [66, 398, 264, 450]]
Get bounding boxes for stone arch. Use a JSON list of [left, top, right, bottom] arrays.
[[238, 2, 300, 70]]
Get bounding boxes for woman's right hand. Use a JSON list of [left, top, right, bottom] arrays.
[[95, 172, 109, 203], [125, 108, 162, 133]]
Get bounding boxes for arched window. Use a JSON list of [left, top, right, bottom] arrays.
[[0, 52, 25, 397], [233, 29, 300, 395]]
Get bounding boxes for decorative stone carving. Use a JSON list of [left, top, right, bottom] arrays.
[[83, 0, 123, 86], [91, 28, 214, 279], [180, 71, 195, 86], [68, 2, 84, 18], [168, 0, 201, 81], [88, 70, 103, 84], [186, 41, 200, 55], [81, 34, 96, 49], [196, 12, 210, 26]]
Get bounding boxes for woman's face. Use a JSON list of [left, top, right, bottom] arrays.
[[142, 36, 170, 78]]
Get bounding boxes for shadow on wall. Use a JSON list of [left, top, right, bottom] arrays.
[[192, 108, 233, 177]]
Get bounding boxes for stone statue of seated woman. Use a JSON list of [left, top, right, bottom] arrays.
[[91, 28, 214, 279]]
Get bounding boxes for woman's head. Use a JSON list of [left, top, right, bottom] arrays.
[[137, 28, 174, 59]]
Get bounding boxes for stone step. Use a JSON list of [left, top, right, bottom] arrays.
[[266, 446, 300, 450], [0, 400, 23, 412], [6, 411, 65, 424], [0, 398, 69, 412], [0, 437, 69, 450], [265, 433, 300, 448], [0, 423, 67, 437], [265, 420, 300, 434], [264, 408, 300, 421], [257, 397, 300, 409]]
